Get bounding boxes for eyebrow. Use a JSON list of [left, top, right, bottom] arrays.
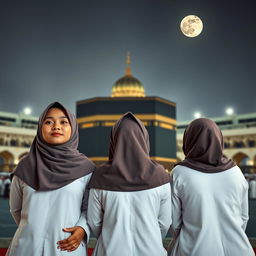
[[44, 116, 69, 119]]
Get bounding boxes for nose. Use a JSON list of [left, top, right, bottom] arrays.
[[52, 125, 61, 130]]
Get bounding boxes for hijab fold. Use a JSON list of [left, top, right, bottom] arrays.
[[13, 102, 95, 191], [89, 112, 170, 191], [176, 118, 235, 173]]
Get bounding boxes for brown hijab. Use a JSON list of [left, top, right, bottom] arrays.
[[176, 118, 235, 173], [13, 102, 95, 191], [89, 112, 170, 191]]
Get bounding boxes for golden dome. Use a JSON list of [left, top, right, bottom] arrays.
[[111, 53, 145, 97]]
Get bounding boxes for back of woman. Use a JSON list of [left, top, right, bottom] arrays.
[[170, 165, 252, 256], [88, 113, 172, 256], [168, 118, 254, 256], [89, 183, 170, 256]]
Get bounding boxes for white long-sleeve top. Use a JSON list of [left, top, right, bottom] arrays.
[[6, 173, 92, 256], [88, 183, 172, 256], [168, 165, 254, 256]]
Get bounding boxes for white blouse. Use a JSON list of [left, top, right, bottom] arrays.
[[7, 173, 92, 256], [88, 183, 172, 256]]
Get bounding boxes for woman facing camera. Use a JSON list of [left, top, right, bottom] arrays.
[[168, 118, 254, 256], [88, 112, 172, 256], [7, 102, 95, 256]]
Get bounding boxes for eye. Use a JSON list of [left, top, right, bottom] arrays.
[[61, 120, 69, 125], [44, 120, 53, 125]]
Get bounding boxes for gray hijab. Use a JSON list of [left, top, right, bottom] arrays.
[[13, 102, 95, 191], [176, 118, 235, 173], [89, 112, 170, 191]]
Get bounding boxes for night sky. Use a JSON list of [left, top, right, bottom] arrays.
[[0, 0, 255, 121]]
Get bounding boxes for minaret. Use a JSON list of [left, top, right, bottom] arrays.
[[125, 52, 132, 76]]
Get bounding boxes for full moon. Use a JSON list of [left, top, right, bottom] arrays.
[[180, 15, 203, 37]]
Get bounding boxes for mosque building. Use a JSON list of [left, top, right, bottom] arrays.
[[76, 54, 177, 171]]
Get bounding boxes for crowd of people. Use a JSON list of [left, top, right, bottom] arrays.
[[248, 176, 256, 199], [0, 174, 11, 199]]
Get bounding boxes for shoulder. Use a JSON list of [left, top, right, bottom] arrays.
[[85, 172, 93, 181], [171, 165, 194, 179], [172, 164, 193, 173], [156, 183, 171, 198], [11, 175, 27, 189], [79, 172, 93, 183], [156, 183, 171, 192], [223, 165, 246, 179], [228, 165, 248, 187]]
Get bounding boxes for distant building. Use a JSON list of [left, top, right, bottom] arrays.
[[0, 111, 37, 172], [77, 54, 177, 171], [177, 113, 256, 173]]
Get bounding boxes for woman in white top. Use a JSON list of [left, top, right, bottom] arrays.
[[88, 112, 172, 256], [7, 102, 95, 256], [168, 118, 254, 256]]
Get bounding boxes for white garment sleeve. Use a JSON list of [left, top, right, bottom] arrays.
[[75, 175, 92, 243], [158, 183, 172, 239], [170, 175, 183, 238], [241, 183, 249, 231], [87, 189, 103, 238], [9, 176, 23, 225]]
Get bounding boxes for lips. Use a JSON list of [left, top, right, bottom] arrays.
[[51, 133, 63, 137]]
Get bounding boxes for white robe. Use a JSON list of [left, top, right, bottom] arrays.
[[6, 173, 92, 256], [168, 165, 254, 256], [88, 183, 172, 256]]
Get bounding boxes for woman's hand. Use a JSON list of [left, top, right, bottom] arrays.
[[57, 226, 86, 252]]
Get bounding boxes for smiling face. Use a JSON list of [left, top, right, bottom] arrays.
[[42, 108, 72, 145]]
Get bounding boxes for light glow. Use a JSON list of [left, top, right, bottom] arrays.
[[225, 107, 234, 116], [194, 112, 202, 119], [24, 107, 32, 115]]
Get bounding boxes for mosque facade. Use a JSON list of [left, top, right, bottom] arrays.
[[0, 111, 36, 172]]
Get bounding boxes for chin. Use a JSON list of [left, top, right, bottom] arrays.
[[55, 141, 66, 145], [48, 139, 66, 145]]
